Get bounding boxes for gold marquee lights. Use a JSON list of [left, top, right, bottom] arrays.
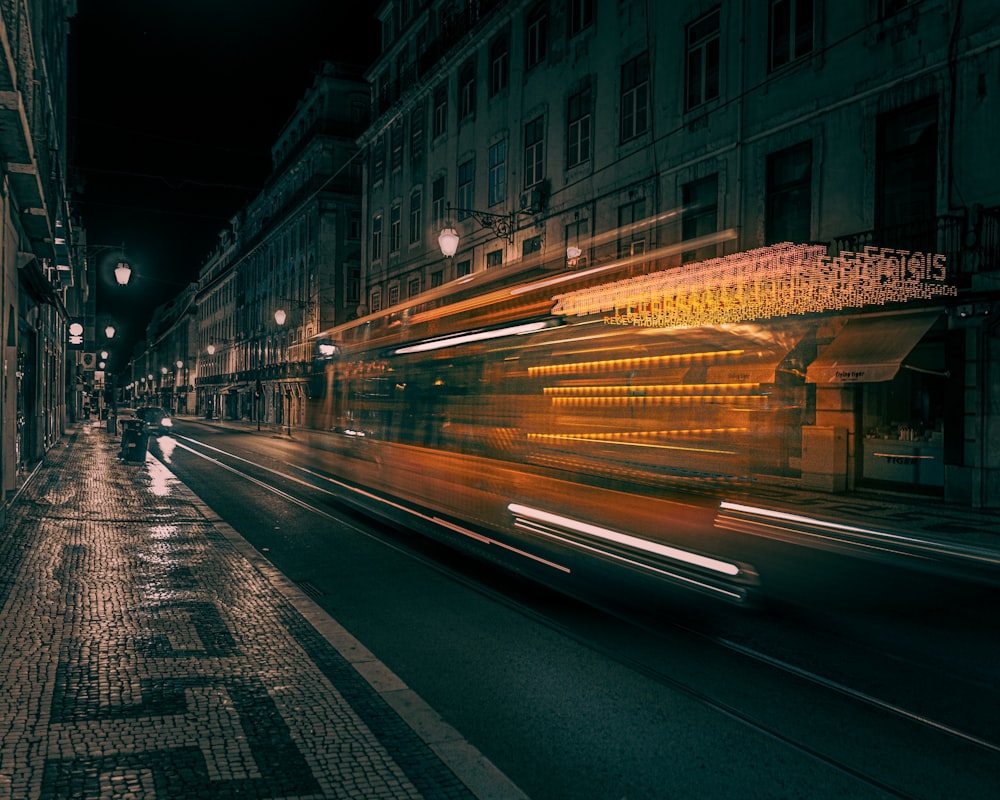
[[552, 243, 957, 328]]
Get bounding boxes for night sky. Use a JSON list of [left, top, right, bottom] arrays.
[[68, 0, 379, 366]]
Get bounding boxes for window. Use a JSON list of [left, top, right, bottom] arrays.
[[388, 285, 400, 307], [620, 52, 649, 142], [488, 140, 507, 205], [876, 98, 938, 250], [686, 8, 721, 111], [370, 288, 382, 313], [569, 0, 594, 35], [390, 120, 403, 172], [348, 265, 360, 304], [567, 85, 592, 167], [349, 211, 361, 240], [524, 116, 545, 188], [770, 0, 813, 72], [565, 218, 589, 264], [409, 189, 422, 244], [486, 249, 503, 268], [432, 176, 446, 228], [880, 0, 915, 18], [489, 32, 509, 97], [617, 198, 647, 259], [459, 58, 476, 119], [433, 83, 448, 138], [431, 270, 443, 288], [372, 135, 385, 183], [390, 204, 401, 253], [681, 175, 718, 262], [371, 212, 383, 261], [526, 4, 548, 69], [410, 102, 425, 164], [457, 159, 475, 218], [522, 235, 542, 257], [456, 259, 472, 278], [766, 142, 812, 244], [407, 276, 421, 298]]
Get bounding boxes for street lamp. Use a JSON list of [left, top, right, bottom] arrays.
[[74, 243, 132, 285], [105, 324, 116, 339], [437, 202, 537, 257]]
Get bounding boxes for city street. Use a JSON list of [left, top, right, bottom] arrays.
[[150, 418, 1000, 799]]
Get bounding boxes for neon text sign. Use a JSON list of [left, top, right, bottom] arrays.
[[552, 243, 956, 328]]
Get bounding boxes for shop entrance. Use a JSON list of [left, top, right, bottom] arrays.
[[856, 336, 948, 493]]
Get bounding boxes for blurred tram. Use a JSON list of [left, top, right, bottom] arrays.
[[299, 252, 856, 606]]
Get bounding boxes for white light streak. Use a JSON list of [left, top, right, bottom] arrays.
[[394, 320, 552, 354], [508, 503, 741, 576]]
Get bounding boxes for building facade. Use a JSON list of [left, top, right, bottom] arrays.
[[188, 63, 369, 428], [358, 0, 1000, 506], [1, 0, 77, 524]]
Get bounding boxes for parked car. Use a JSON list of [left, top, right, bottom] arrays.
[[135, 406, 174, 432]]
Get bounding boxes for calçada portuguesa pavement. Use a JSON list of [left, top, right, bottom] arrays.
[[0, 422, 526, 800]]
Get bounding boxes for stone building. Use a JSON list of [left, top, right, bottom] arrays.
[[1, 0, 77, 523], [358, 0, 1000, 505], [191, 63, 369, 428]]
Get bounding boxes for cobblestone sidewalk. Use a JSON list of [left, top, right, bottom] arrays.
[[0, 425, 525, 800]]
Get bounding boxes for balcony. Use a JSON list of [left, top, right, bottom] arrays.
[[830, 208, 1000, 288]]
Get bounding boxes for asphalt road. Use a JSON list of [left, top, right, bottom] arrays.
[[147, 421, 1000, 800]]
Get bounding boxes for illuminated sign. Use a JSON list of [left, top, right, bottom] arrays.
[[68, 319, 85, 348], [552, 243, 956, 328]]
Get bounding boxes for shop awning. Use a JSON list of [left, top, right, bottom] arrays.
[[806, 311, 941, 384]]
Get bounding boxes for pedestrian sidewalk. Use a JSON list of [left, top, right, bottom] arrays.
[[0, 422, 526, 800]]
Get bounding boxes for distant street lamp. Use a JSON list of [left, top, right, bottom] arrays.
[[114, 260, 132, 286], [105, 324, 116, 339]]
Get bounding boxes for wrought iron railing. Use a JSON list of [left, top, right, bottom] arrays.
[[829, 210, 999, 285]]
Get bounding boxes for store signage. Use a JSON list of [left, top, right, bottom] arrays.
[[552, 243, 956, 328]]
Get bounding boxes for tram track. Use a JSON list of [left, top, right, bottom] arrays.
[[157, 429, 1000, 799]]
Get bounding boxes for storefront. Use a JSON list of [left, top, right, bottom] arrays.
[[806, 309, 948, 493]]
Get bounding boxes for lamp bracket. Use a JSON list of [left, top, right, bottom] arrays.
[[447, 204, 530, 244]]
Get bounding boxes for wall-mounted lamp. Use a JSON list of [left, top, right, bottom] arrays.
[[273, 298, 314, 326], [437, 200, 540, 257]]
